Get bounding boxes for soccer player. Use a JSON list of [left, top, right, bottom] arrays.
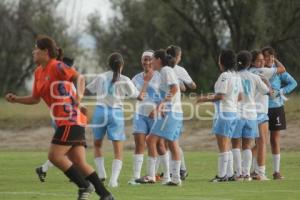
[[128, 50, 161, 185], [231, 51, 270, 181], [262, 46, 297, 179], [5, 35, 114, 200], [197, 49, 241, 182], [35, 57, 75, 183], [168, 45, 197, 180], [137, 49, 183, 186], [248, 50, 286, 180], [86, 52, 142, 188]]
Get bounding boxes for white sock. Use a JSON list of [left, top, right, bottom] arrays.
[[167, 150, 172, 172], [226, 151, 234, 177], [257, 165, 266, 176], [171, 160, 181, 183], [133, 154, 143, 179], [94, 157, 107, 179], [272, 154, 280, 173], [155, 156, 161, 174], [147, 157, 157, 180], [41, 160, 53, 172], [179, 147, 187, 171], [109, 159, 122, 185], [218, 152, 229, 178], [160, 154, 170, 181], [252, 156, 258, 173], [232, 148, 242, 176], [242, 149, 252, 176]]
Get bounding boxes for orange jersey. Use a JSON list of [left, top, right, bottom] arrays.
[[32, 59, 87, 127]]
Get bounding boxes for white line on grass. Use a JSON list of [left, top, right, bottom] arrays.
[[0, 191, 73, 197]]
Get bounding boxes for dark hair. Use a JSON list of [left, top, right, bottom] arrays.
[[166, 46, 179, 67], [251, 49, 262, 63], [35, 35, 62, 60], [237, 50, 252, 71], [63, 57, 74, 67], [219, 49, 236, 71], [108, 52, 124, 83], [153, 49, 169, 66], [261, 46, 276, 56]]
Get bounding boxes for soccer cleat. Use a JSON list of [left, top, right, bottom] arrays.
[[180, 170, 188, 180], [135, 176, 156, 184], [243, 175, 252, 181], [100, 194, 115, 200], [155, 174, 162, 181], [35, 167, 46, 182], [127, 179, 140, 185], [165, 180, 182, 186], [210, 175, 228, 182], [227, 175, 237, 181], [250, 171, 258, 178], [78, 184, 95, 200], [235, 175, 244, 181], [253, 175, 270, 181], [273, 172, 284, 180]]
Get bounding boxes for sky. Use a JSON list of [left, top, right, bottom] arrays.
[[57, 0, 114, 48]]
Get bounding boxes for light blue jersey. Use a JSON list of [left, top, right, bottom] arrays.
[[132, 71, 161, 134], [269, 67, 297, 108]]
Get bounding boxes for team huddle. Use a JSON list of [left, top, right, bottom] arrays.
[[5, 35, 297, 200]]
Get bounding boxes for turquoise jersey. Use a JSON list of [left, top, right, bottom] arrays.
[[269, 66, 297, 108]]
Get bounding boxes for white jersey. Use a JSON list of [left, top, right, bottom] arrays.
[[159, 66, 182, 113], [86, 71, 139, 109], [173, 65, 193, 85], [248, 67, 277, 114], [132, 71, 161, 116], [214, 71, 242, 113], [238, 70, 270, 119]]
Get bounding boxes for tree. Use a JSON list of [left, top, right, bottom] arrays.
[[0, 0, 78, 96], [88, 0, 300, 92]]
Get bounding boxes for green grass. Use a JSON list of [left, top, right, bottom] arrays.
[[0, 151, 299, 200]]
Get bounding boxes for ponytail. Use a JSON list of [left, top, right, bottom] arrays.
[[237, 50, 252, 71], [57, 47, 64, 61], [108, 53, 124, 83]]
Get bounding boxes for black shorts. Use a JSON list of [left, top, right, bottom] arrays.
[[51, 125, 87, 147], [268, 106, 286, 131]]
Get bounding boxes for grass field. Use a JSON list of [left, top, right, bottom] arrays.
[[0, 151, 299, 200]]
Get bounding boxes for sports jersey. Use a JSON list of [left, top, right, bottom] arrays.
[[86, 71, 139, 108], [214, 71, 242, 113], [249, 67, 276, 114], [159, 66, 182, 113], [268, 65, 297, 108], [132, 71, 161, 116], [238, 70, 269, 120], [173, 65, 193, 86], [32, 59, 87, 127]]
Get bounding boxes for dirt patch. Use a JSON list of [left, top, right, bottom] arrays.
[[1, 120, 299, 151]]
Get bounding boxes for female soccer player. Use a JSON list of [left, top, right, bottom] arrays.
[[197, 49, 241, 182], [137, 49, 183, 186], [86, 52, 142, 188], [5, 35, 114, 200], [262, 46, 297, 179], [168, 45, 197, 180], [231, 51, 270, 181], [128, 50, 162, 185], [248, 50, 286, 180]]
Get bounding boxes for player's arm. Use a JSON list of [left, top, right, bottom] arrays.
[[274, 58, 286, 74], [71, 73, 85, 103], [197, 93, 224, 103], [5, 93, 40, 105], [186, 82, 197, 90]]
